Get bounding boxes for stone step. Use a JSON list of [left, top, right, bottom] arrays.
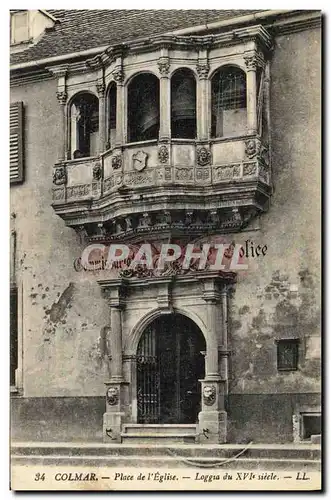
[[11, 442, 321, 461], [121, 433, 197, 444], [10, 454, 321, 471], [122, 424, 197, 435]]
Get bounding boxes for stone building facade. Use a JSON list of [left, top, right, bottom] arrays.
[[10, 9, 321, 444]]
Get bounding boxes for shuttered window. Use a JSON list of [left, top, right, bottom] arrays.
[[10, 102, 24, 184]]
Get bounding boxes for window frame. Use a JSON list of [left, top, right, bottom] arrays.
[[276, 338, 300, 372], [10, 11, 30, 45]]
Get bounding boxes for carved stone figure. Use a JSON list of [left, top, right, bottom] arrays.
[[197, 147, 211, 166], [107, 387, 119, 406], [53, 166, 67, 185], [203, 385, 216, 406], [93, 163, 102, 180]]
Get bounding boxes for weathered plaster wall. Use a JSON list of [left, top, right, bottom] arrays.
[[10, 79, 109, 398], [224, 27, 321, 441]]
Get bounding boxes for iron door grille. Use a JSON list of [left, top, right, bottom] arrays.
[[137, 325, 160, 423]]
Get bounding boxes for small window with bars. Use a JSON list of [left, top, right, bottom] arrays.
[[276, 339, 299, 371], [10, 102, 24, 184]]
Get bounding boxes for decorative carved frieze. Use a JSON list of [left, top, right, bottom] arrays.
[[52, 187, 65, 201], [165, 167, 172, 180], [66, 184, 91, 199], [243, 162, 258, 176], [93, 162, 102, 181], [157, 57, 170, 77], [175, 168, 193, 181], [132, 150, 148, 171], [104, 176, 115, 192], [112, 155, 122, 170], [118, 260, 236, 280], [124, 171, 154, 186], [53, 166, 67, 185], [56, 91, 68, 105], [196, 168, 210, 182], [197, 146, 211, 166], [214, 164, 241, 181], [158, 145, 169, 163], [196, 62, 210, 80]]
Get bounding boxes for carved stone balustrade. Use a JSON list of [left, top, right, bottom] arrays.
[[52, 135, 271, 240]]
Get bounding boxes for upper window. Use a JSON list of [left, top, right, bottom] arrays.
[[128, 73, 159, 143], [11, 11, 29, 44], [171, 68, 196, 139], [70, 93, 99, 159], [211, 66, 247, 138]]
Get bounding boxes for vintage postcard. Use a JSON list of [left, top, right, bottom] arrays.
[[10, 8, 321, 491]]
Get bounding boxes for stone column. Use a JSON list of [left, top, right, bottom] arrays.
[[219, 286, 229, 393], [103, 284, 126, 443], [244, 52, 258, 134], [113, 66, 125, 147], [158, 56, 171, 141], [97, 82, 106, 153], [198, 278, 227, 444], [196, 61, 210, 140], [109, 305, 123, 383], [56, 90, 68, 161]]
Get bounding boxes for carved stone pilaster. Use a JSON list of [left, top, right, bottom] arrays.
[[96, 82, 106, 98], [196, 62, 210, 80], [157, 57, 170, 77], [56, 90, 68, 105], [244, 51, 265, 71]]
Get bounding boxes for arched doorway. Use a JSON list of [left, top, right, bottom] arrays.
[[136, 314, 206, 424]]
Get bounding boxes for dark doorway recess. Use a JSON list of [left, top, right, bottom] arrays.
[[137, 314, 206, 424]]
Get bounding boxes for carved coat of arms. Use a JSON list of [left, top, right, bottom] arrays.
[[132, 150, 148, 171]]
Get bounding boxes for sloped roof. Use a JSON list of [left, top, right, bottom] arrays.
[[11, 9, 261, 65]]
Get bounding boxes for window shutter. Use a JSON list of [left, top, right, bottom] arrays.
[[10, 102, 24, 184]]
